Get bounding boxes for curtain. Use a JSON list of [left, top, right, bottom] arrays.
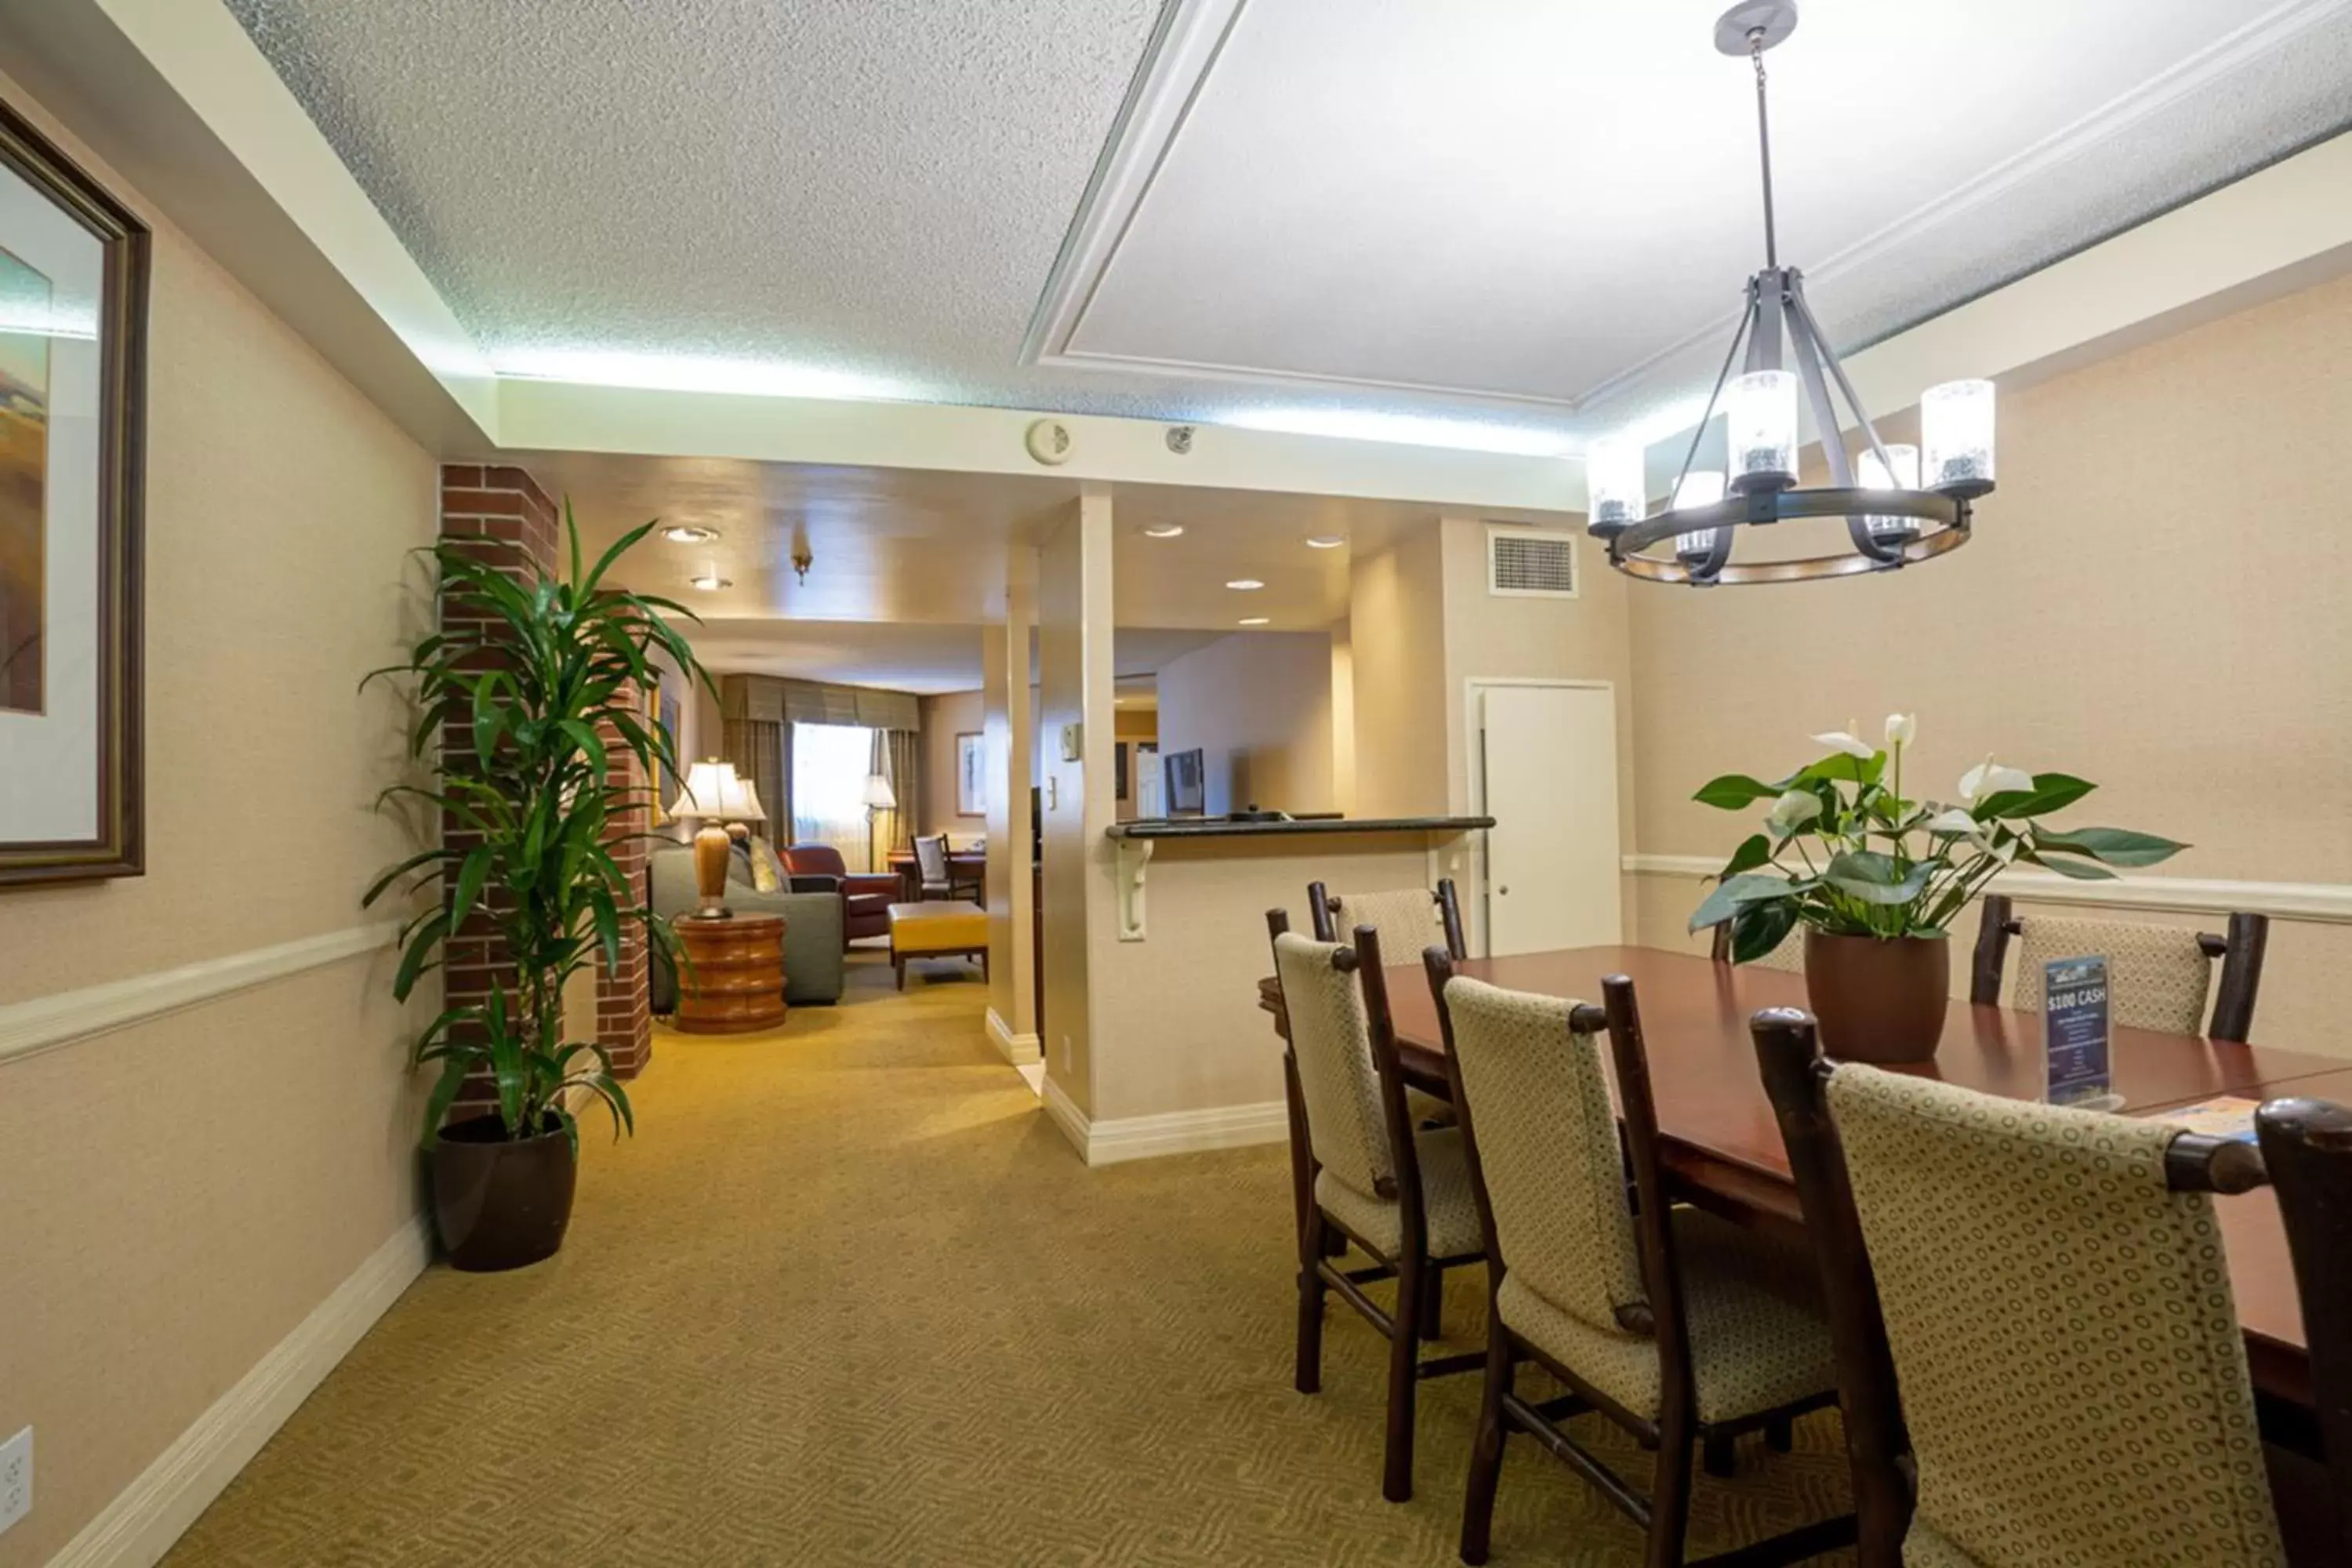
[[723, 719, 789, 846], [791, 721, 875, 869], [871, 728, 918, 865]]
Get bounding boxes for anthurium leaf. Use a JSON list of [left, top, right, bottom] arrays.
[[1795, 751, 1886, 787], [1824, 851, 1934, 906], [2020, 850, 2119, 880], [2031, 826, 2186, 866], [1719, 833, 1774, 879], [1693, 775, 1781, 811], [1971, 772, 2096, 821], [1688, 872, 1797, 932], [1730, 900, 1799, 964]]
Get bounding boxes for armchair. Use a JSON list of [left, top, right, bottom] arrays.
[[782, 843, 897, 946]]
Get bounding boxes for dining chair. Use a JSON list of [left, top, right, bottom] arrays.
[[1969, 892, 2268, 1040], [1707, 923, 1803, 973], [1752, 1007, 2289, 1566], [1308, 877, 1468, 960], [1265, 914, 1486, 1504], [2256, 1097, 2352, 1562], [913, 833, 978, 902], [1428, 956, 1849, 1568]]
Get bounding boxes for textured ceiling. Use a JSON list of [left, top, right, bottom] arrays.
[[227, 0, 2352, 449]]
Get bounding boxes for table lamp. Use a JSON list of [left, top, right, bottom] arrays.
[[862, 773, 897, 873], [668, 760, 765, 918]]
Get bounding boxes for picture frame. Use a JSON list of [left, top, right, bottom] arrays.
[[0, 99, 149, 887], [955, 731, 985, 817]]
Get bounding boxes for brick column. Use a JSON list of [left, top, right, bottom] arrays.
[[437, 465, 652, 1126]]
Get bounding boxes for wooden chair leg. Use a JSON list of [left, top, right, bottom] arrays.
[[1420, 1261, 1446, 1342], [1765, 1413, 1794, 1453], [1648, 1411, 1697, 1568], [1460, 1327, 1513, 1566], [1384, 1252, 1425, 1502], [1702, 1432, 1736, 1478], [1295, 1207, 1327, 1396]]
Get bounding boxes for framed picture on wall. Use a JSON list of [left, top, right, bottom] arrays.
[[956, 731, 985, 817], [0, 100, 149, 887]]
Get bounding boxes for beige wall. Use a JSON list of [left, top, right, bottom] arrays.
[[918, 688, 986, 839], [984, 557, 1038, 1044], [1348, 525, 1450, 817], [1628, 269, 2352, 1053], [0, 78, 437, 1567], [1039, 493, 1116, 1116], [1153, 630, 1336, 817]]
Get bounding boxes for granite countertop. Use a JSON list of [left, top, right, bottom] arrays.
[[1105, 815, 1494, 841]]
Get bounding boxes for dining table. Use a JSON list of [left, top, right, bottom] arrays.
[[1258, 943, 2346, 1409], [884, 846, 985, 903]]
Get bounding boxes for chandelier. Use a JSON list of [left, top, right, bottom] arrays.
[[1587, 1, 1997, 586]]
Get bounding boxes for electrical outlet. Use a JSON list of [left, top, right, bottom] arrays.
[[0, 1425, 31, 1535]]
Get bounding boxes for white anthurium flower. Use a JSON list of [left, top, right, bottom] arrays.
[[1924, 808, 1976, 835], [1766, 789, 1822, 837], [1884, 713, 1916, 749], [1958, 757, 2035, 804], [1809, 728, 1875, 760]]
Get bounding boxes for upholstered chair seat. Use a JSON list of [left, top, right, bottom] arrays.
[[1312, 1126, 1485, 1261]]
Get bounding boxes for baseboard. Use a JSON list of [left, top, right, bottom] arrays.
[[1039, 1076, 1287, 1167], [985, 1007, 1041, 1065], [49, 1212, 432, 1568]]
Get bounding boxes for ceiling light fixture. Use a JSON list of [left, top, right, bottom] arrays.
[[1304, 535, 1345, 550], [1237, 617, 1270, 626], [1141, 524, 1185, 539], [662, 524, 720, 543], [1225, 579, 1265, 591], [1589, 1, 1996, 587], [688, 572, 732, 591]]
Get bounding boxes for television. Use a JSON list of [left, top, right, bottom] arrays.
[[1163, 747, 1207, 817]]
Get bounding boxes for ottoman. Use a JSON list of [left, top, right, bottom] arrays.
[[887, 900, 989, 989]]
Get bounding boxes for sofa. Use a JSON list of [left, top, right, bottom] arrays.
[[779, 843, 898, 945], [648, 845, 845, 1009]]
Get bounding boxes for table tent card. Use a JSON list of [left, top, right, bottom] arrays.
[[2045, 956, 2121, 1110]]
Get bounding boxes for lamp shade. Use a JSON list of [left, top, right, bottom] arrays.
[[862, 773, 898, 811], [668, 759, 765, 822]]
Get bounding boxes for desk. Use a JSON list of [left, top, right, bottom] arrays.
[[1261, 945, 2341, 1404]]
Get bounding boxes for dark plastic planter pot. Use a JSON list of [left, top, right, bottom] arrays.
[[429, 1114, 576, 1272], [1802, 929, 1950, 1065]]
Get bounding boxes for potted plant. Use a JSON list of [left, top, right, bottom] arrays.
[[1689, 715, 2186, 1062], [363, 509, 711, 1270]]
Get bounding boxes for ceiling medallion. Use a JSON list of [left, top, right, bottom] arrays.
[[1588, 1, 1997, 586]]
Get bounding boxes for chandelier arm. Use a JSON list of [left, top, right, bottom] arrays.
[[1664, 280, 1759, 511], [1786, 315, 1900, 566], [1748, 267, 1785, 375], [1789, 277, 1896, 480]]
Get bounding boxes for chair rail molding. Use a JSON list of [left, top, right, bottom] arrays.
[[1624, 855, 2352, 926], [0, 921, 400, 1066]]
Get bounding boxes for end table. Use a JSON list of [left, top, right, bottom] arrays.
[[673, 913, 787, 1034]]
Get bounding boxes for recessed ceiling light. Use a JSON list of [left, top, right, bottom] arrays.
[[663, 524, 720, 543], [1225, 578, 1265, 591], [1304, 535, 1345, 549], [1142, 524, 1185, 539], [688, 573, 732, 591], [1238, 616, 1270, 626]]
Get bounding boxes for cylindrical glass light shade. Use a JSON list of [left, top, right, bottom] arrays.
[[1857, 442, 1922, 543], [1726, 369, 1798, 490], [1921, 379, 1995, 489], [1671, 470, 1727, 563], [1584, 436, 1646, 538]]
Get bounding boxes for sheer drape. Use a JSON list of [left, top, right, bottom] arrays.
[[722, 719, 788, 844], [871, 728, 918, 863], [792, 721, 875, 869]]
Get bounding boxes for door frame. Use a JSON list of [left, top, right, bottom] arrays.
[[1461, 677, 1619, 959]]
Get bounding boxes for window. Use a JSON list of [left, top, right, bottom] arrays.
[[791, 721, 877, 869]]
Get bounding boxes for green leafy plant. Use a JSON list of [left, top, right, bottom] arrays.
[[363, 506, 712, 1152], [1690, 714, 2187, 960]]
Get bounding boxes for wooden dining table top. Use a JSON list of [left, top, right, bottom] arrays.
[[1259, 943, 2345, 1403]]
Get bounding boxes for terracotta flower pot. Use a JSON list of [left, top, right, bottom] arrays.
[[1802, 929, 1951, 1065], [429, 1114, 576, 1272]]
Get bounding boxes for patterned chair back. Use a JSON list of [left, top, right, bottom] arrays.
[[914, 833, 949, 883], [1824, 1066, 2283, 1566], [1333, 888, 1446, 961], [1271, 931, 1394, 1200], [2012, 916, 2210, 1035], [1439, 977, 1647, 1335]]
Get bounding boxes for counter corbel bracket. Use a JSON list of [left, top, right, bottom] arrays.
[[1115, 837, 1156, 942]]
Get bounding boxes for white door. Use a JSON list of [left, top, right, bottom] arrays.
[[1475, 684, 1622, 956]]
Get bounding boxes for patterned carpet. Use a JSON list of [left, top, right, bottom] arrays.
[[169, 952, 1853, 1566]]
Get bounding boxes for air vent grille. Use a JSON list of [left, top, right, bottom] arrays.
[[1486, 528, 1578, 598]]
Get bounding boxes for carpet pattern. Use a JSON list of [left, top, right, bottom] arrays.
[[169, 954, 1854, 1565]]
